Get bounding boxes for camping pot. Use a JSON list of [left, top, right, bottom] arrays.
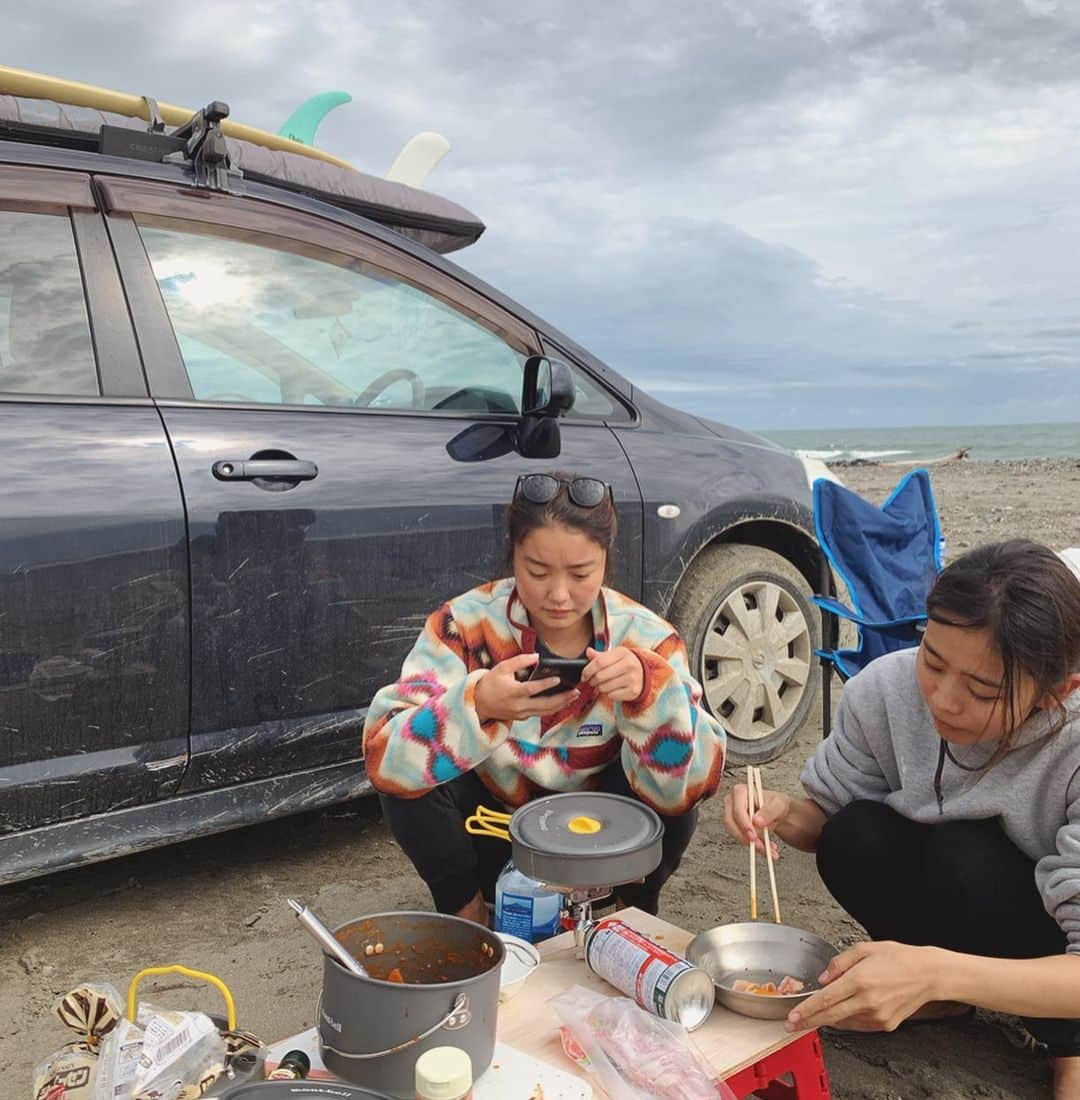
[[318, 911, 504, 1099], [468, 791, 664, 890], [220, 1085, 391, 1099], [219, 1082, 393, 1100]]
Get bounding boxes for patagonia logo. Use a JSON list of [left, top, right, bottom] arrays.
[[576, 723, 603, 738]]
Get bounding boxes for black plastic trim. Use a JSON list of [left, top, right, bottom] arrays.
[[0, 393, 155, 407], [148, 396, 616, 425], [70, 209, 149, 397], [104, 212, 195, 400]]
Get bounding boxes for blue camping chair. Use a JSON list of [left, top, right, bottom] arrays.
[[813, 468, 944, 735]]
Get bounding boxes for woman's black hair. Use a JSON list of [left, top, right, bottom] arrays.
[[504, 470, 619, 584], [925, 539, 1080, 744]]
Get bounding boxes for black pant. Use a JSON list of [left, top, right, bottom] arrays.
[[378, 761, 699, 917], [816, 799, 1080, 1056]]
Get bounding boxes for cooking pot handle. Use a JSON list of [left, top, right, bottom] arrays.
[[465, 804, 511, 841], [318, 991, 471, 1060]]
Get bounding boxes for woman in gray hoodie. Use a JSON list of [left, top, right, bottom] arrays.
[[724, 539, 1080, 1098]]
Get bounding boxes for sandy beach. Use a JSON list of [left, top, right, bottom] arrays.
[[3, 457, 1078, 1099]]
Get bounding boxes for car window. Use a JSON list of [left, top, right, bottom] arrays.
[[562, 361, 633, 422], [0, 209, 98, 396], [539, 337, 632, 423], [136, 220, 528, 412]]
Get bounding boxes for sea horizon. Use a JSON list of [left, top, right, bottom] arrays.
[[762, 420, 1080, 463]]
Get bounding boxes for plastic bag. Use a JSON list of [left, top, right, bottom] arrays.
[[33, 982, 126, 1100], [93, 1017, 145, 1100], [32, 1042, 99, 1100], [551, 985, 737, 1100], [128, 1002, 226, 1100]]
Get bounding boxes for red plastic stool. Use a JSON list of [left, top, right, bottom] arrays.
[[723, 1030, 831, 1099]]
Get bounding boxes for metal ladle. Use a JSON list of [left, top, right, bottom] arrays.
[[288, 897, 369, 978]]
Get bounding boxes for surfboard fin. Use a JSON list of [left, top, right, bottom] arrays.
[[385, 131, 451, 188]]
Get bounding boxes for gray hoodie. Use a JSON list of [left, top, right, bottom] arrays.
[[800, 647, 1080, 952]]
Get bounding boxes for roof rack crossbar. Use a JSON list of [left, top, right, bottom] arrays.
[[161, 99, 242, 193], [97, 97, 243, 193]]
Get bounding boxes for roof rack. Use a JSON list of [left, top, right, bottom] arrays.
[[0, 66, 485, 254], [99, 97, 242, 193]]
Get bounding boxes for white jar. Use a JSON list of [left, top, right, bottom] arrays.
[[415, 1045, 473, 1100]]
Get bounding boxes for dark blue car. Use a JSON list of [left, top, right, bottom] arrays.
[[0, 84, 825, 884]]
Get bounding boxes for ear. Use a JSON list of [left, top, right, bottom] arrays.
[[1042, 673, 1080, 708]]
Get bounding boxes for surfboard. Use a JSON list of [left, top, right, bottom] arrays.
[[0, 63, 356, 172]]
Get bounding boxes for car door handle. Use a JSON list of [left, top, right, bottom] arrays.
[[212, 459, 318, 481]]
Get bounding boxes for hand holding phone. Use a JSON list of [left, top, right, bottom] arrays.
[[581, 645, 645, 702], [523, 656, 588, 696], [475, 653, 581, 724]]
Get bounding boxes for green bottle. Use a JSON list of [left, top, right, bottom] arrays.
[[267, 1048, 311, 1081]]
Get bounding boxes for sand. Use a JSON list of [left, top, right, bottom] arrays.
[[3, 457, 1079, 1098]]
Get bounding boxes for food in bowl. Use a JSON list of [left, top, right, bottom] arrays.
[[732, 976, 805, 996], [687, 922, 837, 1021]]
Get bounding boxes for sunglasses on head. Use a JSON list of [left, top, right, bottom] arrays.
[[514, 474, 610, 508]]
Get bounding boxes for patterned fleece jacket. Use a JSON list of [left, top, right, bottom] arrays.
[[362, 578, 726, 814]]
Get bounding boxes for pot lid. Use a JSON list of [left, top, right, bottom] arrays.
[[510, 792, 662, 860]]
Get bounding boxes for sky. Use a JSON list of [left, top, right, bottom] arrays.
[[6, 1, 1080, 431]]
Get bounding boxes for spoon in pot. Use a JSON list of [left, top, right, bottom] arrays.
[[287, 897, 370, 978]]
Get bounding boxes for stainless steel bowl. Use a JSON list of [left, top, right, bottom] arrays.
[[686, 922, 839, 1021]]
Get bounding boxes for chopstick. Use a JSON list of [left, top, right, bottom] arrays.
[[747, 766, 758, 920], [749, 765, 782, 924]]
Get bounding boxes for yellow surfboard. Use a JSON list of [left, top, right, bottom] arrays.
[[0, 64, 356, 172]]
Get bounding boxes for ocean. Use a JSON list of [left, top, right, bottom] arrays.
[[763, 421, 1080, 463]]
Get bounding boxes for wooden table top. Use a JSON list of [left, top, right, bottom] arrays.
[[496, 907, 810, 1094]]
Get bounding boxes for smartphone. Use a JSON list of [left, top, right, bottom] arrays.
[[520, 656, 588, 696]]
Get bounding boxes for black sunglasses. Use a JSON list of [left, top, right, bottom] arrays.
[[514, 474, 610, 508]]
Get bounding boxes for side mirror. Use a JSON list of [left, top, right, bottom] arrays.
[[521, 355, 575, 417], [518, 355, 575, 459]]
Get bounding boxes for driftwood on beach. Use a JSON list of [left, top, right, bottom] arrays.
[[834, 447, 971, 468]]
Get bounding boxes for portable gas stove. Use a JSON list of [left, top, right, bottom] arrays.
[[467, 791, 664, 956]]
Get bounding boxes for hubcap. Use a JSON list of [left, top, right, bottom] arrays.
[[700, 580, 812, 742]]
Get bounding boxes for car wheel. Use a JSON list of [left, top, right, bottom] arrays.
[[668, 543, 820, 764]]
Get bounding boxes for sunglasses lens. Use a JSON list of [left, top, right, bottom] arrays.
[[517, 475, 608, 507], [569, 479, 607, 507], [519, 474, 559, 504]]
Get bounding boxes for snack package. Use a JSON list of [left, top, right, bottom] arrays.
[[129, 1003, 226, 1100], [551, 985, 737, 1100], [93, 1017, 145, 1100], [32, 1041, 99, 1100], [55, 984, 126, 1043], [33, 983, 126, 1100]]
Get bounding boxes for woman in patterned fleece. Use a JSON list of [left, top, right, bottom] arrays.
[[724, 540, 1080, 1098], [363, 472, 726, 927]]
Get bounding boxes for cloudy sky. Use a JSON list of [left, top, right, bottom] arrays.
[[8, 1, 1080, 430]]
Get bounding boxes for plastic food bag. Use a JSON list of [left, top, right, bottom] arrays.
[[33, 1042, 99, 1100], [128, 1002, 226, 1100], [551, 985, 737, 1100], [93, 1017, 145, 1100], [33, 983, 126, 1100]]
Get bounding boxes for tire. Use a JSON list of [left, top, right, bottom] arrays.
[[668, 543, 820, 764]]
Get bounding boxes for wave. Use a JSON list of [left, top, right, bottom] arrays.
[[796, 447, 912, 462]]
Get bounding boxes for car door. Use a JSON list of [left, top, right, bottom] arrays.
[[0, 166, 188, 839], [102, 178, 641, 790]]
